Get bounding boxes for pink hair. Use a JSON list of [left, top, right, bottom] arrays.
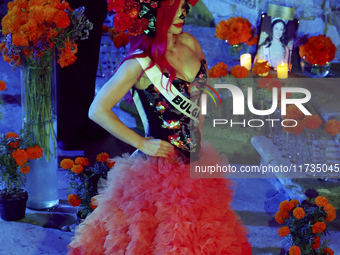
[[122, 0, 183, 89]]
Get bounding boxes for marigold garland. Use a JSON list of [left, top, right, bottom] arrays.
[[324, 119, 340, 136], [0, 80, 6, 91], [312, 221, 326, 234], [68, 194, 82, 207], [230, 65, 249, 78], [60, 158, 75, 169]]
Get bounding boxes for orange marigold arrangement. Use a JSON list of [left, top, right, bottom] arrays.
[[0, 0, 93, 69], [276, 196, 336, 255], [61, 153, 116, 218], [215, 17, 257, 46], [299, 35, 337, 66], [252, 60, 271, 76], [0, 130, 43, 198]]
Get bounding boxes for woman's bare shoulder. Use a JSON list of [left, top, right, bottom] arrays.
[[178, 32, 204, 58]]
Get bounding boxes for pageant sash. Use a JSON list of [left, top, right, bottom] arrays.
[[134, 56, 201, 123]]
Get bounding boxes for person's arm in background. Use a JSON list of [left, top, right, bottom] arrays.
[[88, 59, 174, 158]]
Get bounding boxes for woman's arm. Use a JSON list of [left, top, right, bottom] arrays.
[[89, 58, 174, 157], [284, 45, 290, 64], [181, 33, 207, 147]]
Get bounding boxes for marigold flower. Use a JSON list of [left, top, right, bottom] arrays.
[[279, 200, 294, 212], [209, 62, 228, 78], [290, 199, 299, 207], [102, 24, 109, 34], [26, 146, 43, 160], [75, 157, 90, 167], [11, 148, 29, 166], [323, 247, 335, 255], [20, 165, 30, 174], [278, 226, 290, 237], [324, 119, 340, 136], [5, 132, 19, 139], [230, 65, 249, 78], [71, 164, 84, 174], [302, 115, 322, 130], [114, 13, 133, 32], [106, 160, 116, 168], [90, 197, 97, 210], [293, 207, 305, 219], [275, 210, 289, 224], [289, 246, 301, 255], [312, 236, 321, 250], [299, 35, 336, 65], [57, 40, 78, 68], [253, 61, 270, 75], [312, 221, 326, 234], [283, 105, 304, 120], [97, 152, 110, 163], [0, 80, 6, 91], [215, 17, 253, 45], [68, 194, 81, 207], [113, 31, 129, 48], [60, 158, 75, 169], [324, 204, 336, 222], [315, 196, 329, 207]]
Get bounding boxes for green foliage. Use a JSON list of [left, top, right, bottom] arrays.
[[66, 158, 111, 219], [0, 129, 40, 196]]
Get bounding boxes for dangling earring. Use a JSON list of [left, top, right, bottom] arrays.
[[179, 13, 185, 19]]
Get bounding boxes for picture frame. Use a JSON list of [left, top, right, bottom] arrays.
[[255, 13, 299, 71]]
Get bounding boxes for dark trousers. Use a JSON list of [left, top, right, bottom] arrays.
[[57, 0, 108, 143]]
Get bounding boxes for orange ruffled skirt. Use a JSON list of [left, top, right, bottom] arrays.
[[68, 143, 252, 254]]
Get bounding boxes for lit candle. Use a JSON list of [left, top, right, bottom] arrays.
[[277, 62, 288, 79], [240, 53, 252, 70], [257, 60, 269, 77]]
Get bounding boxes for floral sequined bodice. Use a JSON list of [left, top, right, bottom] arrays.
[[134, 59, 207, 161]]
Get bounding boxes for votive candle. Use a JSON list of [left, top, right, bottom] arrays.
[[277, 62, 288, 79], [240, 53, 252, 71]]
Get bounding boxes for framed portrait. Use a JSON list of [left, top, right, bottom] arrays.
[[255, 13, 299, 71]]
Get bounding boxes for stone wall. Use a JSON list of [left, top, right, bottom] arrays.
[[195, 0, 340, 62]]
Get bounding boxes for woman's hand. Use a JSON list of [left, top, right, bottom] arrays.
[[138, 137, 175, 158]]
